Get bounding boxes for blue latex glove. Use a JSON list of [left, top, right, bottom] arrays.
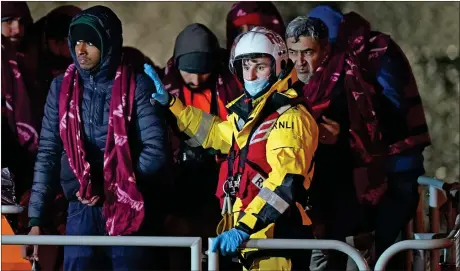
[[211, 228, 250, 256], [144, 63, 169, 106]]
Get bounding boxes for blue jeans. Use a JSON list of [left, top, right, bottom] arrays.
[[64, 201, 150, 271]]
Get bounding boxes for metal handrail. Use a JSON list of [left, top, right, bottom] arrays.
[[417, 176, 445, 190], [2, 235, 203, 271], [415, 176, 459, 270], [375, 215, 460, 271], [208, 238, 370, 271], [1, 204, 24, 214]]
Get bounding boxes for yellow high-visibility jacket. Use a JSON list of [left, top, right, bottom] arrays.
[[168, 68, 318, 243]]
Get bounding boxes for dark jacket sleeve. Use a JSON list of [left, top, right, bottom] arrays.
[[133, 74, 167, 177], [28, 76, 63, 227]]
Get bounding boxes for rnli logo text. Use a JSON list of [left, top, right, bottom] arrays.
[[273, 121, 294, 129]]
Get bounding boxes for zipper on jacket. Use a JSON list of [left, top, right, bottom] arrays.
[[88, 75, 95, 142]]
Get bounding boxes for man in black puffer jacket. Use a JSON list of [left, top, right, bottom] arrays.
[[25, 6, 168, 270]]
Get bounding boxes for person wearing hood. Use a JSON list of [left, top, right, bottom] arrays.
[[1, 1, 33, 49], [146, 26, 318, 271], [159, 22, 242, 270], [226, 1, 286, 51], [25, 6, 167, 270], [1, 1, 41, 151], [2, 4, 69, 270], [1, 1, 41, 103], [1, 1, 42, 238], [285, 6, 431, 270]]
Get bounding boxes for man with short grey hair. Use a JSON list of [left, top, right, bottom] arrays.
[[285, 16, 348, 271], [285, 6, 432, 271], [285, 16, 329, 84]]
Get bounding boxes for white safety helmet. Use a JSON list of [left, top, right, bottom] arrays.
[[229, 26, 288, 80]]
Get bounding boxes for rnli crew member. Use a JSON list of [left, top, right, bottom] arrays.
[[145, 27, 318, 271]]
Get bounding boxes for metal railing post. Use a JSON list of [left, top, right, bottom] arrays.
[[416, 176, 460, 269], [375, 215, 460, 271], [1, 205, 24, 214], [208, 238, 370, 271], [374, 238, 454, 271], [2, 235, 202, 268], [190, 237, 202, 271], [1, 235, 202, 247], [429, 186, 442, 270], [456, 232, 459, 268], [208, 238, 219, 271]]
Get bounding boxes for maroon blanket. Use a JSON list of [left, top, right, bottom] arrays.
[[2, 35, 68, 235], [303, 12, 390, 205], [59, 61, 144, 236], [384, 43, 431, 156], [1, 35, 39, 153]]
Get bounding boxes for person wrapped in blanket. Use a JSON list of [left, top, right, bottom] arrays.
[[25, 5, 167, 270], [285, 6, 432, 270], [1, 0, 68, 252], [145, 27, 318, 271]]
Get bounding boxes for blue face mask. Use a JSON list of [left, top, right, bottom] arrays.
[[244, 77, 270, 97]]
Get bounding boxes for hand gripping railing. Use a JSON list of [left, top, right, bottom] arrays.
[[208, 238, 370, 271], [374, 214, 460, 271]]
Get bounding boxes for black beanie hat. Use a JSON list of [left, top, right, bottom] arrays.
[[174, 23, 220, 74], [70, 23, 102, 51], [177, 52, 216, 74]]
